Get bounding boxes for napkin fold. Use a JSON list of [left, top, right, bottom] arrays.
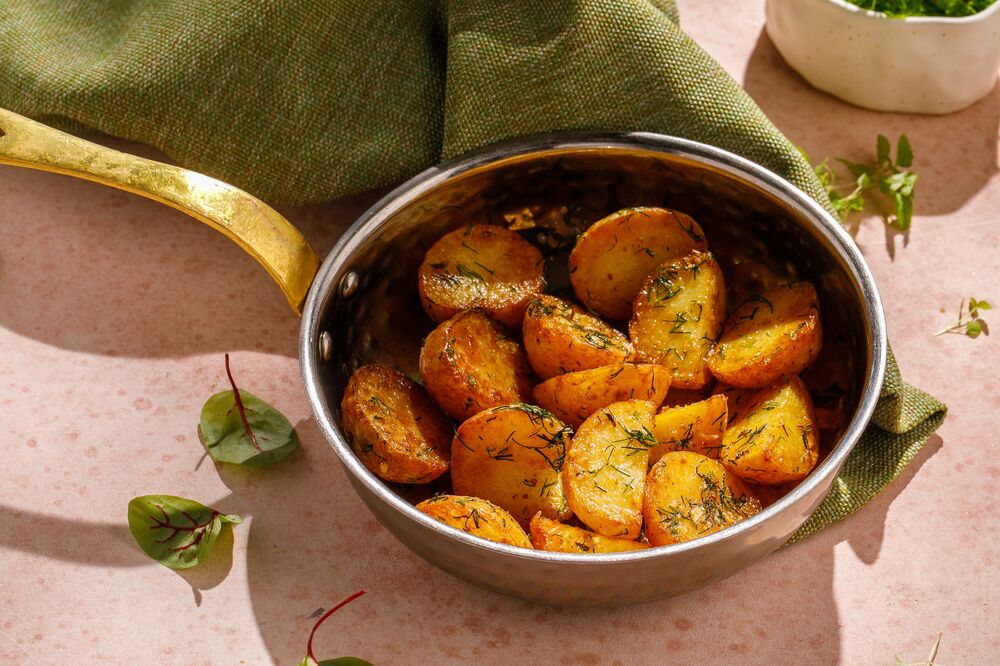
[[0, 0, 946, 540]]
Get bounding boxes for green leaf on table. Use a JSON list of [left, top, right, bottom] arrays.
[[301, 590, 370, 666], [876, 133, 891, 166], [966, 320, 983, 338], [299, 658, 373, 666], [896, 134, 913, 168], [127, 495, 241, 569], [199, 354, 298, 466]]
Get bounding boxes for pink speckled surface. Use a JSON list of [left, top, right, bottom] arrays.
[[1, 1, 998, 663]]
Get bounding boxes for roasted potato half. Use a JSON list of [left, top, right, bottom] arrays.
[[532, 363, 670, 429], [529, 513, 650, 554], [563, 400, 658, 538], [451, 404, 573, 526], [418, 224, 545, 326], [419, 310, 535, 420], [522, 295, 633, 379], [643, 451, 761, 546], [340, 365, 452, 483], [629, 250, 726, 390], [720, 376, 819, 485], [707, 281, 822, 388], [416, 495, 532, 549], [650, 394, 728, 463], [569, 207, 708, 320]]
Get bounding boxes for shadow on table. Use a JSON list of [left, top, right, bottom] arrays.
[[0, 140, 379, 359], [233, 421, 943, 664], [742, 30, 998, 220]]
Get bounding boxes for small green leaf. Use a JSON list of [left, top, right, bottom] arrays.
[[966, 320, 983, 338], [127, 495, 241, 569], [896, 134, 913, 167], [837, 158, 873, 179], [298, 658, 373, 666], [199, 389, 298, 466], [876, 134, 891, 166], [199, 355, 298, 467]]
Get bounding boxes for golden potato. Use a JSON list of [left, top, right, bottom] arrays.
[[522, 295, 633, 379], [660, 385, 715, 408], [562, 400, 658, 538], [451, 404, 573, 526], [643, 451, 761, 546], [650, 394, 728, 463], [418, 224, 545, 326], [419, 310, 534, 420], [569, 207, 708, 320], [719, 376, 819, 485], [416, 495, 532, 548], [529, 513, 650, 554], [629, 251, 727, 390], [532, 363, 670, 429], [340, 365, 451, 483], [726, 259, 794, 309], [707, 281, 822, 388]]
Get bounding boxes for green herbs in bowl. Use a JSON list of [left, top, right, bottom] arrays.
[[845, 0, 997, 17]]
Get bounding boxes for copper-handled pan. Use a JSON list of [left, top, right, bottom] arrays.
[[0, 108, 886, 605]]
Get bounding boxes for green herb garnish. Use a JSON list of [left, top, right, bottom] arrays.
[[198, 354, 299, 466], [127, 495, 241, 569], [808, 134, 918, 230], [934, 296, 991, 338], [845, 0, 995, 17]]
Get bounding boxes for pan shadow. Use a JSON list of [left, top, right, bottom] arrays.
[[743, 30, 998, 220], [0, 137, 380, 359]]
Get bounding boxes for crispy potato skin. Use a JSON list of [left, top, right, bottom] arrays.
[[569, 208, 708, 320], [643, 452, 761, 546], [707, 281, 822, 388], [416, 495, 532, 548], [719, 376, 819, 485], [340, 365, 452, 483], [532, 363, 670, 429], [629, 251, 726, 390], [419, 310, 535, 420], [563, 400, 658, 538], [418, 224, 545, 326], [522, 295, 633, 379], [451, 404, 573, 526], [529, 513, 649, 554], [650, 394, 728, 463]]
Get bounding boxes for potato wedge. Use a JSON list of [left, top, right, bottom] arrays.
[[451, 404, 573, 526], [563, 400, 658, 538], [522, 295, 634, 379], [629, 251, 726, 390], [418, 224, 545, 326], [727, 259, 794, 309], [419, 310, 534, 420], [650, 394, 728, 463], [416, 495, 532, 548], [719, 376, 819, 485], [569, 207, 708, 320], [340, 365, 451, 483], [529, 513, 649, 554], [707, 281, 822, 388], [643, 451, 761, 546], [532, 363, 670, 429]]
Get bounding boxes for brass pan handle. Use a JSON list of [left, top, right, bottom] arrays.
[[0, 108, 319, 315]]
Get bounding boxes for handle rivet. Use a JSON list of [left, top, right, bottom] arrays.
[[340, 271, 359, 297], [319, 331, 333, 361]]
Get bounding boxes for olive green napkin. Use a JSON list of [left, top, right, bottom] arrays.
[[0, 0, 945, 541]]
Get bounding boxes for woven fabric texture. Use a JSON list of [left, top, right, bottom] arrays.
[[0, 0, 946, 540]]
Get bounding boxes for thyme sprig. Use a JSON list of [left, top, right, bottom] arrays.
[[934, 297, 991, 338]]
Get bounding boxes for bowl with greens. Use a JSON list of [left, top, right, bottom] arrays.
[[766, 0, 1000, 113]]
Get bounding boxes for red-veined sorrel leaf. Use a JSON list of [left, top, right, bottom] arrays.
[[199, 354, 298, 466], [127, 495, 241, 569], [297, 590, 370, 666]]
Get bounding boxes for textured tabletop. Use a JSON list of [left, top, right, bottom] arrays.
[[1, 1, 998, 663]]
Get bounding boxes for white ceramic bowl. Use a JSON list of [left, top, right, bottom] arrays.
[[766, 0, 1000, 114]]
